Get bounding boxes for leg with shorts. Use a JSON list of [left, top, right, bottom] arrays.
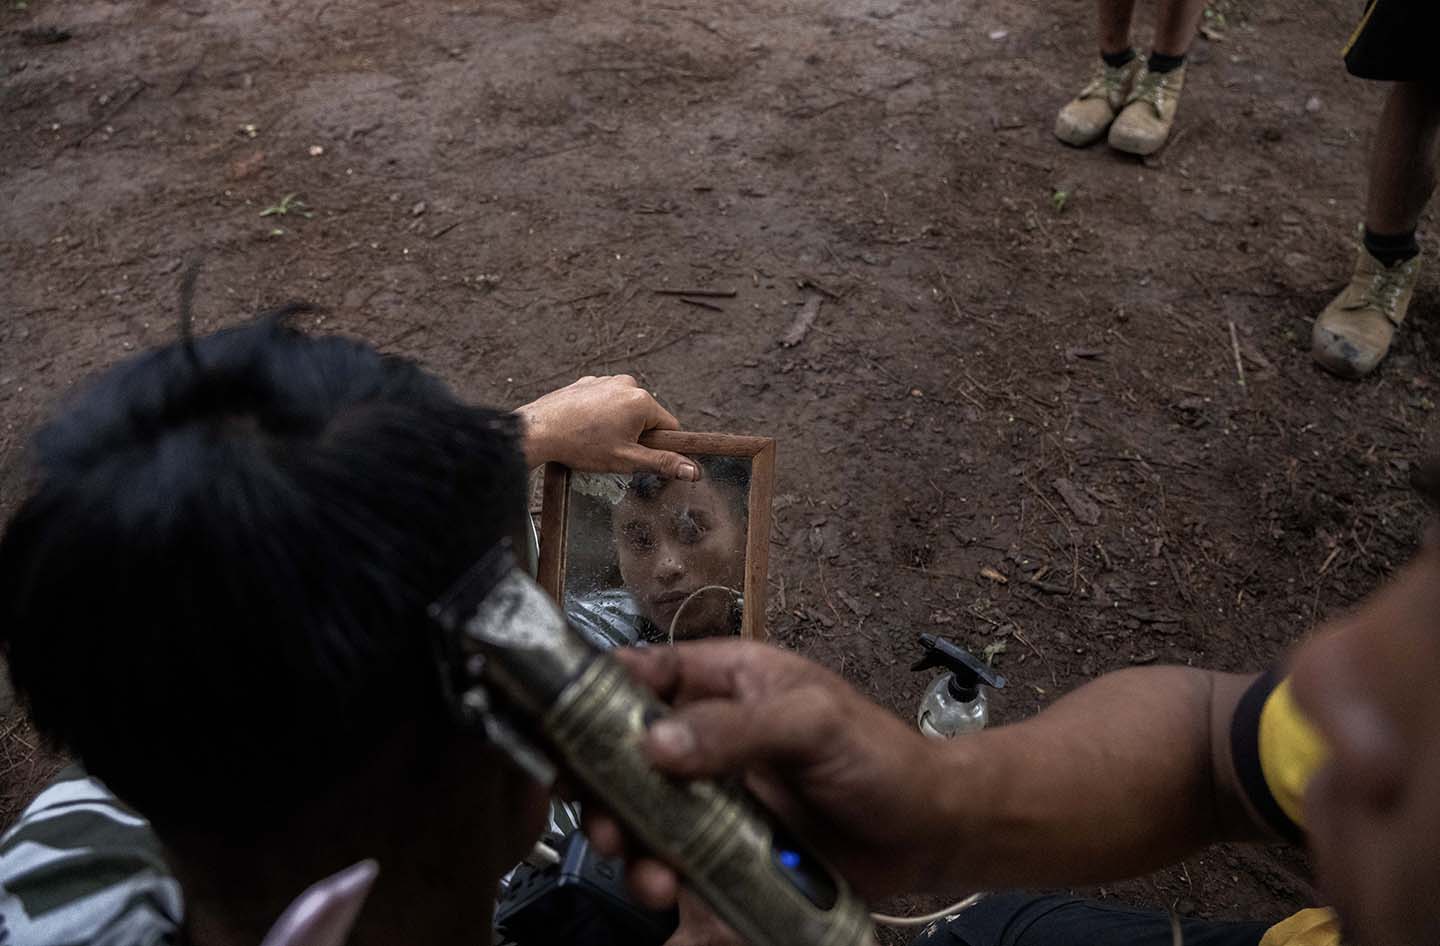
[[909, 893, 1271, 946], [1313, 2, 1440, 379]]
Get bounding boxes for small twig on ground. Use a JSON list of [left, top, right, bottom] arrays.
[[785, 94, 868, 120], [1228, 321, 1247, 394], [606, 329, 698, 367], [678, 297, 724, 312], [1021, 475, 1075, 541], [1094, 540, 1114, 572], [961, 369, 1000, 397], [1163, 550, 1196, 606], [1052, 478, 1101, 526], [0, 756, 36, 778], [968, 607, 1006, 628], [653, 288, 736, 298], [171, 49, 208, 96], [822, 242, 857, 281], [947, 379, 988, 411], [559, 289, 611, 306], [428, 219, 465, 240], [902, 564, 973, 580], [865, 357, 905, 386], [816, 560, 845, 629], [1071, 539, 1082, 593], [530, 328, 699, 386], [799, 277, 844, 300], [935, 268, 967, 323], [1318, 545, 1342, 575], [1011, 628, 1057, 687], [63, 78, 148, 151], [1017, 588, 1068, 615]]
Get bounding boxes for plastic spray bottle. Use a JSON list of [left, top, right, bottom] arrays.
[[912, 633, 1006, 738]]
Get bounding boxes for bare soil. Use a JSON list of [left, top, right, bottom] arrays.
[[4, 0, 1439, 933]]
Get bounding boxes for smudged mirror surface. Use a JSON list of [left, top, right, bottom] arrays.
[[563, 456, 752, 648]]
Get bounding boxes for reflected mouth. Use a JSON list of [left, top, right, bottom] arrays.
[[652, 589, 696, 608], [649, 587, 737, 640]]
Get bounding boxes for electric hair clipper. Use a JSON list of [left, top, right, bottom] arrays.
[[429, 540, 873, 946]]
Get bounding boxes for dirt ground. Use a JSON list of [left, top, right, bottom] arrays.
[[4, 0, 1440, 933]]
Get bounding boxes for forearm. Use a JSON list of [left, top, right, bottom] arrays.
[[929, 666, 1260, 890], [512, 404, 549, 469]]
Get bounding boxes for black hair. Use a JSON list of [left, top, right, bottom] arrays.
[[626, 455, 750, 516], [0, 313, 528, 833]]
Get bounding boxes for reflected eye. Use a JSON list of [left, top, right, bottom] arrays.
[[676, 510, 708, 545], [623, 524, 654, 553]]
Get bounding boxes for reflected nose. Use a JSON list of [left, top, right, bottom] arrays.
[[653, 543, 685, 584]]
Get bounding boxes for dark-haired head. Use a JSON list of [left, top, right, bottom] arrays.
[[0, 313, 533, 850]]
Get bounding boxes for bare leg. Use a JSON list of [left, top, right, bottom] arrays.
[[1151, 0, 1208, 57], [1365, 82, 1440, 235], [1097, 0, 1138, 56]]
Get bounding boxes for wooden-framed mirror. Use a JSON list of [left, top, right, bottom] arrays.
[[538, 431, 775, 644]]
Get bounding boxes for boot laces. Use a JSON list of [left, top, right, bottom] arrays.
[[1127, 69, 1172, 116], [1362, 262, 1412, 319], [1080, 62, 1129, 101]]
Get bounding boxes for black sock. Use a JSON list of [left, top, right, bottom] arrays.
[[1147, 51, 1185, 73], [1101, 48, 1136, 68], [1363, 227, 1420, 267]]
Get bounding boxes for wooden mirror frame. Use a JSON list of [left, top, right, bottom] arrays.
[[537, 431, 776, 641]]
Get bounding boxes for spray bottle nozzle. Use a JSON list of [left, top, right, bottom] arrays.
[[911, 634, 1007, 702]]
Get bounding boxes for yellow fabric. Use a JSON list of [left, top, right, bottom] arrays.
[[1256, 680, 1340, 945], [1257, 679, 1330, 827], [1259, 908, 1343, 946]]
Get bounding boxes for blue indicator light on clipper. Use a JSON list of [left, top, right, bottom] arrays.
[[771, 833, 839, 911]]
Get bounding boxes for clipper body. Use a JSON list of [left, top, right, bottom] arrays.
[[430, 542, 872, 946]]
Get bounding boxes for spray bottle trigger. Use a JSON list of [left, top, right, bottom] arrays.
[[911, 634, 1006, 700]]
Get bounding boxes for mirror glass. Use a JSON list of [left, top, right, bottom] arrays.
[[564, 455, 751, 647]]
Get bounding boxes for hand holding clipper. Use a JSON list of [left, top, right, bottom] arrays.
[[429, 540, 874, 946]]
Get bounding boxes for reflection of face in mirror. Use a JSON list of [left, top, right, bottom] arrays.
[[613, 458, 749, 641]]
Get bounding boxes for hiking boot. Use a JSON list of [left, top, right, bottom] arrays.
[[1055, 55, 1143, 147], [1108, 62, 1186, 155], [1312, 244, 1421, 379]]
